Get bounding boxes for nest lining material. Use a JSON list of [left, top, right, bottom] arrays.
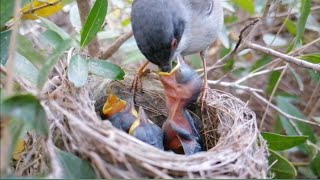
[[37, 69, 269, 178]]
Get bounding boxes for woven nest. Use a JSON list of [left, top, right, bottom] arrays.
[[40, 68, 268, 179]]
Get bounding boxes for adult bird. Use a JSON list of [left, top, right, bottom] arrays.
[[131, 0, 224, 108], [129, 106, 164, 149], [159, 57, 202, 155], [103, 94, 138, 133]]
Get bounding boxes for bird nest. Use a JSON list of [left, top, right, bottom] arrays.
[[38, 69, 268, 179]]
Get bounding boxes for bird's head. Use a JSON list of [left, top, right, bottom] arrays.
[[102, 94, 137, 118], [131, 0, 186, 72], [129, 106, 151, 135]]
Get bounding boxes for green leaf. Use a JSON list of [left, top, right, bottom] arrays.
[[284, 19, 297, 36], [276, 96, 317, 143], [299, 53, 320, 64], [269, 149, 297, 179], [17, 34, 46, 69], [56, 148, 97, 178], [0, 30, 11, 65], [68, 55, 88, 87], [266, 71, 280, 95], [289, 0, 311, 51], [80, 0, 108, 47], [1, 94, 48, 136], [37, 40, 71, 89], [0, 0, 14, 28], [262, 132, 308, 151], [234, 0, 255, 14], [40, 29, 64, 49], [296, 0, 311, 41], [308, 70, 320, 84], [39, 17, 70, 40], [121, 18, 131, 27], [250, 55, 271, 71], [311, 153, 320, 177], [88, 60, 125, 80], [288, 65, 304, 91], [15, 53, 39, 85]]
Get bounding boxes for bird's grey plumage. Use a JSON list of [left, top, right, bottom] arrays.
[[131, 0, 224, 72]]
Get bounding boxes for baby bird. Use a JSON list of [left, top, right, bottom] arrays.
[[103, 94, 137, 132], [159, 56, 202, 155], [129, 106, 164, 150]]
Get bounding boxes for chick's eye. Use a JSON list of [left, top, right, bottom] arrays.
[[171, 38, 178, 49]]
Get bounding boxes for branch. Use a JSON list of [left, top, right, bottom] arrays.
[[207, 80, 264, 93], [250, 91, 320, 128], [245, 42, 320, 72], [76, 0, 100, 57], [99, 31, 133, 60]]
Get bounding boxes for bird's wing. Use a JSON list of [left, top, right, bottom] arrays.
[[189, 0, 214, 16]]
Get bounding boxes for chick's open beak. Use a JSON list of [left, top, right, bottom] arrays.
[[102, 93, 127, 118]]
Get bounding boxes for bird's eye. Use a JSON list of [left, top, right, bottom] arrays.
[[171, 38, 178, 49]]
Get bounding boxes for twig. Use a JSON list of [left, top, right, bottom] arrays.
[[235, 66, 285, 84], [76, 0, 100, 57], [206, 19, 260, 75], [21, 0, 62, 15], [260, 64, 288, 129], [250, 91, 320, 128], [207, 80, 264, 93], [245, 42, 320, 72], [99, 31, 133, 60], [5, 0, 21, 96]]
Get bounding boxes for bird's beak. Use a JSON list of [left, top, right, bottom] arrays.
[[157, 57, 181, 76], [129, 106, 147, 135], [102, 93, 127, 118]]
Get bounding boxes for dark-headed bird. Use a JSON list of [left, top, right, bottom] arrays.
[[131, 0, 224, 108]]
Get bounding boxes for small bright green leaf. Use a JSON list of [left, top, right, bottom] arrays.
[[285, 19, 297, 36], [266, 71, 280, 95], [68, 55, 88, 87], [17, 34, 46, 69], [299, 53, 320, 64], [311, 153, 320, 177], [88, 60, 125, 80], [40, 29, 64, 49], [1, 94, 48, 136], [234, 0, 255, 14], [262, 132, 308, 151], [0, 30, 11, 65], [15, 53, 39, 85], [0, 0, 14, 28], [39, 17, 70, 40], [37, 40, 71, 89], [56, 148, 97, 178], [288, 66, 304, 91], [121, 18, 131, 27], [269, 149, 297, 179], [80, 0, 108, 47]]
